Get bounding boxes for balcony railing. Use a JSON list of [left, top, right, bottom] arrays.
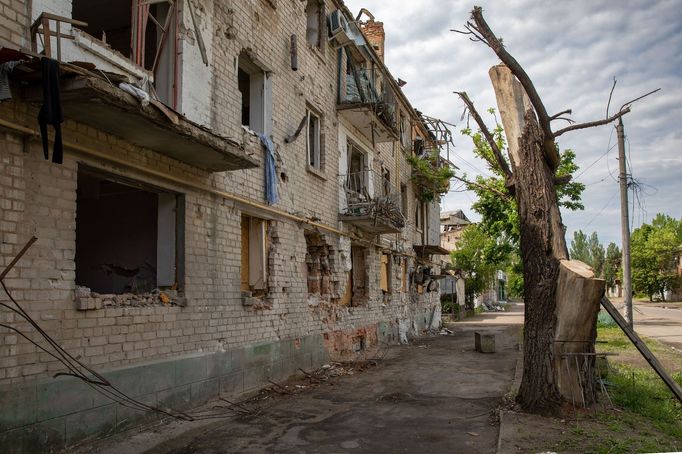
[[337, 68, 398, 142], [340, 170, 405, 234]]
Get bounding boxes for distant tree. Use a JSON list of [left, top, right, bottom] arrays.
[[450, 224, 502, 304], [569, 230, 590, 263], [461, 115, 585, 296], [631, 214, 682, 301], [589, 233, 606, 279], [569, 230, 605, 278], [604, 242, 621, 293]]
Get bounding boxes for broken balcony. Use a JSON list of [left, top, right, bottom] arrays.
[[22, 11, 258, 172], [340, 170, 405, 234], [337, 68, 398, 143]]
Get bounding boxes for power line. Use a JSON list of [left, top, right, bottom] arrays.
[[582, 189, 619, 229], [575, 128, 617, 181]]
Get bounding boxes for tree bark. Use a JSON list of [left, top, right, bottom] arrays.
[[511, 110, 567, 413]]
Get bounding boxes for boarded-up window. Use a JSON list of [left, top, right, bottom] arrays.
[[380, 253, 391, 293], [350, 245, 368, 306], [241, 215, 268, 295], [401, 259, 408, 293]]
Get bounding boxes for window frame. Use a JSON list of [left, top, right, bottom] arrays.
[[241, 214, 269, 296], [306, 107, 322, 170], [75, 165, 185, 294]]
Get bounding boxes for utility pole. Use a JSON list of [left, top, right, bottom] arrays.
[[617, 118, 633, 327]]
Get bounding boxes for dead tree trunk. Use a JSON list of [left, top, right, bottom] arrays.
[[512, 110, 566, 411], [454, 7, 629, 414]]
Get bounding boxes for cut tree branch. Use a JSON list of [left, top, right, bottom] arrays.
[[554, 107, 630, 137], [470, 7, 553, 143], [550, 109, 572, 121], [454, 91, 512, 179]]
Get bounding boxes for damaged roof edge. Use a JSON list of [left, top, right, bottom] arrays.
[[332, 0, 425, 125], [25, 75, 259, 172]]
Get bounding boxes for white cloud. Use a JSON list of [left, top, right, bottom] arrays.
[[344, 0, 682, 245]]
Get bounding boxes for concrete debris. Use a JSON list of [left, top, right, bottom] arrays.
[[75, 286, 186, 311]]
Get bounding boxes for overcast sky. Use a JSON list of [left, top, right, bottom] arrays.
[[344, 0, 682, 247]]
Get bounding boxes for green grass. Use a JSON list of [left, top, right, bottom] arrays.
[[606, 364, 682, 439], [596, 325, 682, 441]]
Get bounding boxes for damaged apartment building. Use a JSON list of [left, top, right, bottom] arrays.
[[0, 1, 450, 450]]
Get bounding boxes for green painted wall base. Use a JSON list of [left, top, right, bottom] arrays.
[[0, 333, 328, 453]]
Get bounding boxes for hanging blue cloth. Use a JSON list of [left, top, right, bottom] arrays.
[[258, 133, 279, 205]]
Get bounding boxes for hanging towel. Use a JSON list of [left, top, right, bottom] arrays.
[[258, 133, 279, 205], [38, 57, 64, 164]]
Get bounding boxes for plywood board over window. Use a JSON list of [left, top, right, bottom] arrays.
[[380, 253, 391, 293], [241, 215, 268, 295]]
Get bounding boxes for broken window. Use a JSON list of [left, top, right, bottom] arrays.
[[382, 169, 391, 198], [400, 183, 408, 217], [415, 198, 424, 232], [399, 113, 411, 150], [306, 107, 322, 170], [305, 231, 332, 297], [350, 245, 368, 306], [72, 0, 178, 107], [75, 168, 183, 294], [305, 0, 325, 48], [380, 253, 392, 294], [241, 215, 268, 296], [238, 53, 271, 134]]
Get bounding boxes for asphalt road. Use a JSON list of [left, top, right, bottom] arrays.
[[633, 301, 682, 350]]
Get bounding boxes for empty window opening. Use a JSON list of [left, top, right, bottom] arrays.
[[72, 0, 178, 107], [400, 113, 411, 150], [382, 169, 390, 197], [238, 53, 270, 134], [75, 169, 182, 294], [380, 253, 392, 294], [241, 215, 268, 296], [305, 231, 332, 297], [350, 245, 368, 306], [415, 198, 425, 232], [400, 183, 408, 217], [306, 107, 321, 169], [73, 0, 132, 57], [305, 0, 325, 48]]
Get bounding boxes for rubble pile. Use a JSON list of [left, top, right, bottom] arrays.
[[75, 286, 186, 310]]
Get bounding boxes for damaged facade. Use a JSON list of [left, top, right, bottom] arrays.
[[0, 0, 447, 450]]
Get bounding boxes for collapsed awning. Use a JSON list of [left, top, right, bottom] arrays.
[[25, 75, 258, 172]]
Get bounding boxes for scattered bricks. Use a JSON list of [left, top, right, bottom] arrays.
[[474, 332, 496, 353]]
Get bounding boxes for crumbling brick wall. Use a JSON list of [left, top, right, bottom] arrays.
[[0, 0, 441, 392]]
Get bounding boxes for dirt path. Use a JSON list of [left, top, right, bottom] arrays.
[[77, 308, 523, 454]]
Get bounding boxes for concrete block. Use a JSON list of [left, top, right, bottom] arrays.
[[207, 351, 231, 378], [474, 332, 495, 353], [36, 378, 95, 421], [220, 370, 244, 397], [65, 404, 116, 445], [157, 385, 191, 412], [243, 365, 267, 392], [230, 347, 246, 372], [115, 393, 159, 433], [190, 378, 219, 406], [175, 355, 207, 386], [0, 416, 66, 454], [0, 383, 36, 431]]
